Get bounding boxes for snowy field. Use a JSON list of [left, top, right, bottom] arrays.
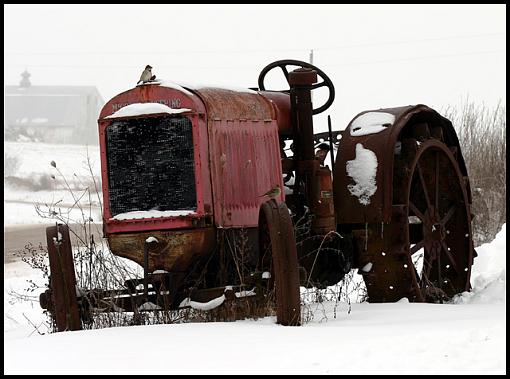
[[3, 142, 506, 374], [4, 141, 103, 225]]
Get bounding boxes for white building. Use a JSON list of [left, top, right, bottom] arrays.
[[4, 71, 104, 145]]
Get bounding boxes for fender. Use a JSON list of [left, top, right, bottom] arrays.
[[334, 104, 470, 225]]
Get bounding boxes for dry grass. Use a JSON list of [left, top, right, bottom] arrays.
[[442, 99, 506, 245]]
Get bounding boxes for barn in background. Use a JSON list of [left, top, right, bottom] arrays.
[[4, 70, 104, 145]]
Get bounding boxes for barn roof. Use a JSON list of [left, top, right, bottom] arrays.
[[4, 85, 104, 128]]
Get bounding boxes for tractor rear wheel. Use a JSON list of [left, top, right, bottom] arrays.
[[363, 137, 475, 303], [258, 200, 301, 325]]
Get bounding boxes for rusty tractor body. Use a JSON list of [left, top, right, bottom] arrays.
[[40, 60, 476, 331]]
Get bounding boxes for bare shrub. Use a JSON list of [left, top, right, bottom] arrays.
[[442, 99, 506, 246], [7, 154, 136, 332], [294, 210, 367, 325], [32, 158, 149, 331]]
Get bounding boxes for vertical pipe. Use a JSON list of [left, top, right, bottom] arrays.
[[327, 115, 335, 171], [143, 243, 149, 301], [289, 69, 317, 161], [289, 68, 318, 212], [309, 49, 314, 103], [293, 86, 315, 160]]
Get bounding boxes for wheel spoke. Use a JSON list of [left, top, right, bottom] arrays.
[[440, 204, 457, 227], [435, 152, 439, 211], [280, 66, 290, 82], [416, 162, 433, 211], [409, 201, 426, 222], [409, 265, 425, 301], [440, 241, 460, 274], [437, 246, 442, 289], [410, 240, 425, 255], [311, 81, 327, 90], [423, 254, 434, 280]]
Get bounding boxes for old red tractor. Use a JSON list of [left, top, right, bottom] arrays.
[[40, 60, 476, 330]]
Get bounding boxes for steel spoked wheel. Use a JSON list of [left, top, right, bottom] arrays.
[[258, 200, 301, 325], [404, 139, 474, 302], [362, 136, 475, 303]]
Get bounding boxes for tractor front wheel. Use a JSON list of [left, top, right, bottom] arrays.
[[258, 200, 301, 325]]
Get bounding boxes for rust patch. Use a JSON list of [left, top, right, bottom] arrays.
[[208, 119, 284, 227], [108, 228, 215, 272], [310, 166, 336, 234], [192, 87, 275, 121]]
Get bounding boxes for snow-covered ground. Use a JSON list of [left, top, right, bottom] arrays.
[[3, 142, 506, 374], [5, 141, 101, 180], [4, 141, 103, 225], [4, 225, 506, 374]]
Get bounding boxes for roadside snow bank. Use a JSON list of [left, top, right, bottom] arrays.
[[453, 224, 506, 304]]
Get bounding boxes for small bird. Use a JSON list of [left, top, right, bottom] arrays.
[[315, 143, 330, 166], [137, 65, 156, 85], [258, 185, 281, 199]]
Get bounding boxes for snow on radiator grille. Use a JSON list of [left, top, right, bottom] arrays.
[[106, 116, 196, 217]]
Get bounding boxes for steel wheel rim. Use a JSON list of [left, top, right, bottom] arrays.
[[405, 140, 473, 302]]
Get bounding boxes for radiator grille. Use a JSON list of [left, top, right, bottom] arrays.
[[106, 116, 196, 217]]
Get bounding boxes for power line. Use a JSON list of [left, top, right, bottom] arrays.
[[4, 32, 505, 56], [4, 49, 505, 70], [3, 64, 255, 70], [318, 32, 505, 52], [327, 49, 505, 67]]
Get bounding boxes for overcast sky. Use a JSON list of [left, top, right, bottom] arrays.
[[4, 4, 506, 131]]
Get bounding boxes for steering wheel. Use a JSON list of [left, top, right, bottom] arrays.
[[258, 59, 335, 115]]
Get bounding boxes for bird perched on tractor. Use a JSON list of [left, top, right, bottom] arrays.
[[315, 143, 330, 166], [137, 65, 156, 85], [258, 185, 281, 199]]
